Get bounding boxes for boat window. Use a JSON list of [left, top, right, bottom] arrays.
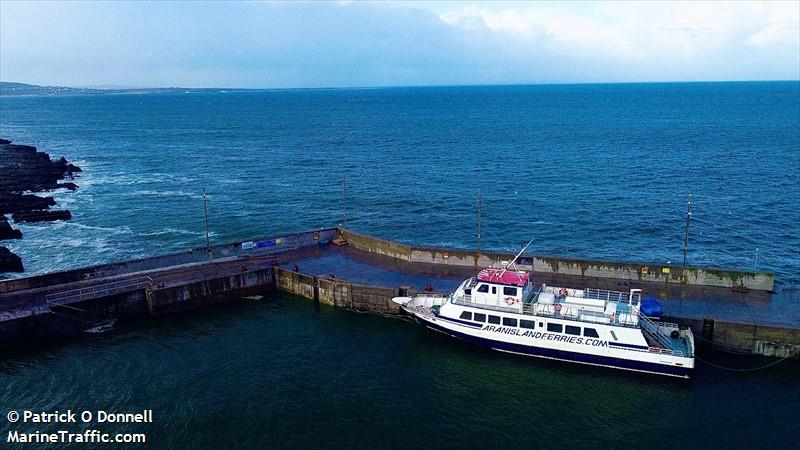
[[583, 328, 599, 338], [474, 313, 486, 322], [503, 287, 517, 296], [539, 322, 544, 328], [477, 284, 489, 293], [547, 323, 562, 333], [520, 319, 535, 329], [491, 286, 497, 294], [565, 325, 580, 336], [503, 317, 517, 327], [610, 330, 618, 341], [464, 289, 471, 295], [459, 311, 472, 320], [488, 315, 501, 324]]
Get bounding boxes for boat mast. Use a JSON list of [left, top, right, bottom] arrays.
[[499, 239, 534, 277]]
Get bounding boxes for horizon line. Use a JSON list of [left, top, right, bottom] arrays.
[[2, 79, 798, 92]]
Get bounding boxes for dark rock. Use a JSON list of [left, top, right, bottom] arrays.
[[0, 217, 22, 240], [0, 246, 24, 272], [12, 210, 72, 223], [0, 139, 82, 193], [0, 138, 81, 271], [0, 193, 56, 215]]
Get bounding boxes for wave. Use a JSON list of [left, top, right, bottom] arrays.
[[129, 190, 204, 200], [140, 228, 217, 237], [64, 222, 133, 235]]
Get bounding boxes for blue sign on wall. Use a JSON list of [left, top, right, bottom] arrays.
[[256, 239, 276, 248]]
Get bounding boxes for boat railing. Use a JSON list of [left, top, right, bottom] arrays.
[[655, 320, 680, 329], [458, 295, 646, 328], [522, 283, 541, 304], [452, 296, 520, 314], [638, 313, 678, 351], [413, 291, 450, 299], [584, 288, 641, 305]]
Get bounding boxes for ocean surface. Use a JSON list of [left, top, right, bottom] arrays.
[[1, 83, 799, 448], [1, 82, 798, 285]]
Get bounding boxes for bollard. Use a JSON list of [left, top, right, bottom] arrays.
[[702, 317, 715, 342]]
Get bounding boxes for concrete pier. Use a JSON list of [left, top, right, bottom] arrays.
[[0, 227, 796, 359], [338, 229, 775, 291]]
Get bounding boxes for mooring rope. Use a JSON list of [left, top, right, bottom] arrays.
[[348, 307, 415, 322], [690, 332, 758, 355], [690, 331, 792, 371], [695, 354, 789, 372]]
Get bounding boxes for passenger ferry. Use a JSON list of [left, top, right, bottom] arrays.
[[393, 247, 695, 378]]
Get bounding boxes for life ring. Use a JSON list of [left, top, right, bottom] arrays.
[[558, 288, 568, 297], [554, 303, 562, 312], [505, 296, 517, 305]]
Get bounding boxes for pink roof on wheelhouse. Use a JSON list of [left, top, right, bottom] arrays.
[[476, 268, 529, 287]]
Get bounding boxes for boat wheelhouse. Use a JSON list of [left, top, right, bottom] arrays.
[[393, 248, 695, 378]]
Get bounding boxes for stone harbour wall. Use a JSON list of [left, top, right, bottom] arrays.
[[338, 228, 774, 291], [274, 268, 400, 315]]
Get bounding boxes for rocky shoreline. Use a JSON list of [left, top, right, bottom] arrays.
[[0, 138, 81, 273]]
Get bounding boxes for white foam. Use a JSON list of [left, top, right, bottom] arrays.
[[139, 228, 216, 237], [129, 190, 204, 200]]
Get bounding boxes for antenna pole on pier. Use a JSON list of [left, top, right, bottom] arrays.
[[476, 189, 482, 267], [203, 188, 211, 259], [682, 194, 692, 278], [342, 177, 348, 229]]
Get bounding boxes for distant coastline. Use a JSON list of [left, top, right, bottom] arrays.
[[0, 81, 244, 97], [2, 80, 797, 97]]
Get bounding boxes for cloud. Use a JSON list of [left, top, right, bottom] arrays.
[[438, 2, 798, 58], [745, 1, 800, 48], [433, 1, 799, 82], [0, 1, 797, 88]]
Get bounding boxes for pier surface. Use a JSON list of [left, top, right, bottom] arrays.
[[1, 228, 797, 358], [282, 245, 798, 328]]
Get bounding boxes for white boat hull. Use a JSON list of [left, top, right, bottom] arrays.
[[403, 306, 693, 379]]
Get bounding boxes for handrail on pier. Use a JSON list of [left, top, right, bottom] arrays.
[[45, 276, 154, 305]]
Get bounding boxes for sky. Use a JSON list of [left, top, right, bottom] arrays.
[[0, 0, 798, 88]]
